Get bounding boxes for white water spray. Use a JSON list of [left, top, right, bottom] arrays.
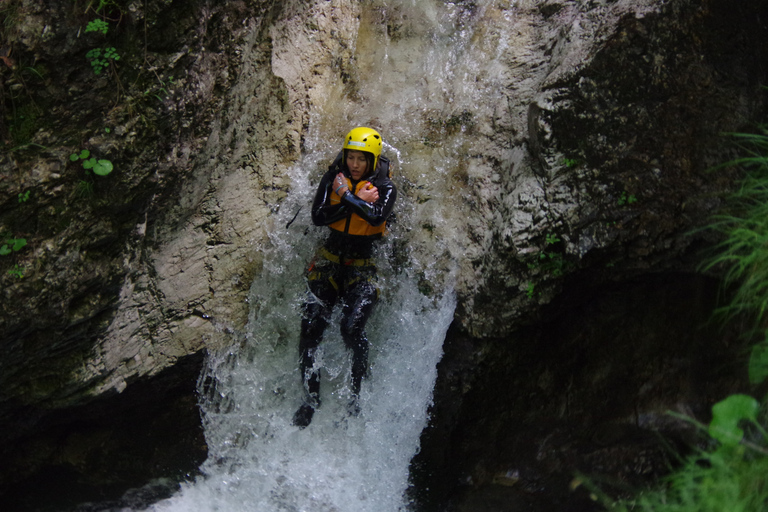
[[144, 1, 514, 509], [147, 139, 456, 511]]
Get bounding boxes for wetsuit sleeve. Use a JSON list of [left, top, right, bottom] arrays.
[[340, 178, 397, 227], [310, 170, 349, 226]]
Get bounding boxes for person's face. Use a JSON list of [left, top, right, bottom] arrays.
[[346, 150, 369, 181]]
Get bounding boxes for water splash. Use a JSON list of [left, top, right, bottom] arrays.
[[144, 2, 509, 509], [147, 142, 456, 510]]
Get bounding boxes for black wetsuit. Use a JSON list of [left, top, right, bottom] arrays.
[[295, 155, 396, 425]]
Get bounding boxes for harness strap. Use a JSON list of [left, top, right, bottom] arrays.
[[318, 246, 375, 267]]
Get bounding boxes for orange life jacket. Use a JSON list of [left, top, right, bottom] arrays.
[[328, 178, 387, 237]]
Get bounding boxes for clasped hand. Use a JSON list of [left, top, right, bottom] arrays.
[[335, 173, 379, 203]]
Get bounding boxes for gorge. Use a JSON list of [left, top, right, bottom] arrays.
[[1, 0, 767, 510]]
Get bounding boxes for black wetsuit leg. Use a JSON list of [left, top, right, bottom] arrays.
[[299, 273, 338, 407], [339, 270, 378, 398]]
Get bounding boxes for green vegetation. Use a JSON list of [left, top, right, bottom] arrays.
[[700, 129, 768, 330], [7, 264, 25, 279], [603, 128, 768, 512], [18, 190, 30, 203], [562, 157, 581, 168], [86, 46, 120, 75], [618, 191, 637, 206], [605, 392, 768, 512], [1, 234, 27, 278], [0, 236, 26, 256], [82, 11, 121, 75], [85, 18, 109, 35], [76, 180, 95, 198], [528, 232, 567, 278], [70, 149, 114, 176], [90, 0, 120, 14], [143, 75, 176, 101]]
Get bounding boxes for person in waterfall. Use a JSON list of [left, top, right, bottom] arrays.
[[292, 126, 397, 428]]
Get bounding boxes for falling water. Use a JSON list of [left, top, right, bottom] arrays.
[[147, 142, 456, 511], [149, 179, 455, 512], [147, 1, 508, 510]]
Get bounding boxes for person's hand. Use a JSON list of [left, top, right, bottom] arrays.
[[334, 173, 349, 197], [357, 182, 379, 203]]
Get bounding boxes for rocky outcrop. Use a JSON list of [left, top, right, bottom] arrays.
[[1, 0, 767, 509], [1, 0, 292, 503], [415, 273, 752, 511], [455, 0, 768, 337]]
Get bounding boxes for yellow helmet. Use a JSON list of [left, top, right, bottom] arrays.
[[343, 127, 383, 170]]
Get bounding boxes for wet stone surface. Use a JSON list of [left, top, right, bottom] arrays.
[[414, 273, 751, 511]]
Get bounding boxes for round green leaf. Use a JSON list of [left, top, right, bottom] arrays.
[[0, 245, 11, 256], [12, 238, 26, 251], [709, 394, 760, 446], [79, 149, 90, 159], [93, 159, 113, 176], [70, 153, 79, 161]]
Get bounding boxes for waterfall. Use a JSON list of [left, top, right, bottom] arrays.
[[147, 149, 455, 511], [144, 1, 505, 510]]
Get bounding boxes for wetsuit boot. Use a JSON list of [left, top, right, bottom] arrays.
[[293, 403, 315, 428], [294, 315, 325, 428], [293, 377, 320, 428], [293, 370, 320, 428]]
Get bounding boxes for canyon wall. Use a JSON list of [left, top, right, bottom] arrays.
[[1, 0, 767, 509]]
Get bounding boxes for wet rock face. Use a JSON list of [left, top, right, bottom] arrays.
[[1, 0, 290, 409], [1, 0, 768, 509], [1, 0, 282, 505], [415, 274, 751, 511], [421, 9, 768, 508], [461, 0, 768, 338], [0, 353, 207, 512]]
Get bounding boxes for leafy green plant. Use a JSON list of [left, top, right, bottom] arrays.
[[604, 127, 768, 512], [70, 149, 114, 176], [85, 18, 109, 35], [18, 190, 29, 203], [86, 46, 120, 75], [536, 251, 566, 277], [526, 282, 536, 298], [0, 236, 26, 256], [604, 393, 768, 512], [608, 443, 768, 512], [708, 394, 763, 449], [749, 333, 768, 386], [7, 264, 25, 278], [618, 191, 637, 206], [562, 157, 581, 168], [528, 233, 568, 277]]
